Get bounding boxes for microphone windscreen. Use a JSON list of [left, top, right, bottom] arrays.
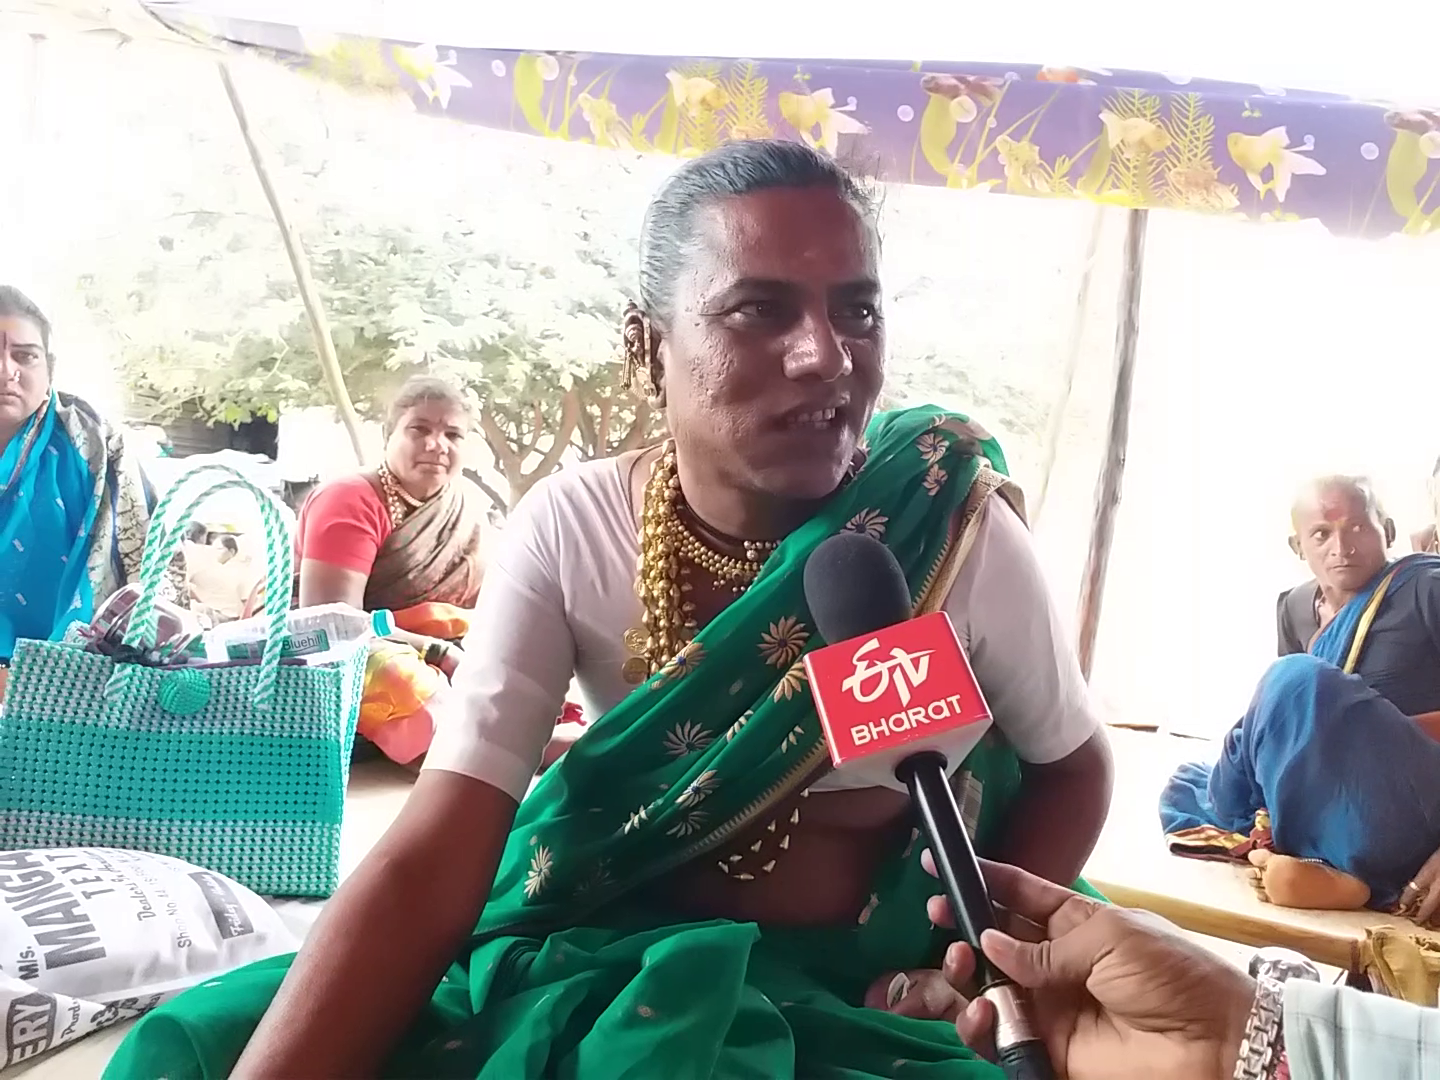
[[803, 532, 912, 644]]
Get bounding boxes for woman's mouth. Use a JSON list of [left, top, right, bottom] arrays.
[[785, 407, 840, 431]]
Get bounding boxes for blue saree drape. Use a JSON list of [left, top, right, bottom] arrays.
[[1160, 556, 1440, 908]]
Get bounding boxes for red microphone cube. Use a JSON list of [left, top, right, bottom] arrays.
[[803, 611, 991, 772]]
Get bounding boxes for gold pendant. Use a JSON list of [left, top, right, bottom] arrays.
[[621, 657, 650, 685], [622, 627, 648, 653]]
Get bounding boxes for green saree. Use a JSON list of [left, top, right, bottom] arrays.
[[106, 407, 1074, 1080]]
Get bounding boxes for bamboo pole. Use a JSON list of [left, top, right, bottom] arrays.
[[217, 60, 369, 465], [1031, 203, 1108, 524], [1074, 207, 1149, 680]]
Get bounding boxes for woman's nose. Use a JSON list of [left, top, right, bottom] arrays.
[[784, 314, 851, 382]]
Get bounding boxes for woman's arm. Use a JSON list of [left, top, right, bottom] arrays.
[[944, 499, 1114, 882], [233, 772, 513, 1077], [233, 477, 579, 1073], [995, 729, 1114, 884]]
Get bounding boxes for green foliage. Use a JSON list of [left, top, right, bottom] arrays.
[[1102, 89, 1166, 204]]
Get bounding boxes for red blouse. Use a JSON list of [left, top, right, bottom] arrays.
[[295, 474, 392, 575]]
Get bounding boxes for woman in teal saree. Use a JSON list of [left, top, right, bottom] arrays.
[[108, 141, 1110, 1079]]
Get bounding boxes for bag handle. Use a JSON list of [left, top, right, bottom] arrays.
[[106, 463, 293, 712]]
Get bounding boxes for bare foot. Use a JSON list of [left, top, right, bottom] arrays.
[[1248, 849, 1370, 910]]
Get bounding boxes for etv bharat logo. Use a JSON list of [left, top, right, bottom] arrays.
[[840, 637, 934, 707]]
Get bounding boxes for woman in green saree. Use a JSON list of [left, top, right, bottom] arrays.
[[108, 140, 1111, 1079]]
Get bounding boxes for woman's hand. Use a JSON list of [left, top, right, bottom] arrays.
[[924, 852, 1254, 1080], [1399, 845, 1440, 925], [863, 950, 995, 1052]]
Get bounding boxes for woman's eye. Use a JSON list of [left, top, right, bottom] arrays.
[[735, 301, 780, 320], [835, 303, 878, 324]]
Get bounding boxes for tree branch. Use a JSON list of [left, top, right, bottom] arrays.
[[217, 60, 369, 466], [526, 389, 581, 488], [478, 407, 525, 488], [617, 401, 659, 453]]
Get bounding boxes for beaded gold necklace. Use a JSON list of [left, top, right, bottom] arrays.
[[635, 441, 779, 677], [377, 463, 425, 528]]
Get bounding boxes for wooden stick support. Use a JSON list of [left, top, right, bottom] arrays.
[[1032, 204, 1108, 525], [218, 60, 370, 466], [1075, 208, 1149, 680]]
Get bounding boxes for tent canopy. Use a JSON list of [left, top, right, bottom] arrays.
[[132, 0, 1440, 240]]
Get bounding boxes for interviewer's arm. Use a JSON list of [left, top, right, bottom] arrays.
[[233, 771, 514, 1078], [1285, 979, 1440, 1080]]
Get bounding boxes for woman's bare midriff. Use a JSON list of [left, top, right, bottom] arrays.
[[645, 786, 913, 924]]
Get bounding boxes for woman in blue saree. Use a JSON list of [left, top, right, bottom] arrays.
[[108, 141, 1112, 1078], [1162, 475, 1440, 915], [0, 286, 152, 690]]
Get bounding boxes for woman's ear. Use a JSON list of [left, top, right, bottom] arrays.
[[1384, 517, 1398, 547]]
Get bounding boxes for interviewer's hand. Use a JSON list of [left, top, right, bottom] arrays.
[[923, 852, 1255, 1080]]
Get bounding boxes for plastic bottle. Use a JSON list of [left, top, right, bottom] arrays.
[[201, 604, 396, 663]]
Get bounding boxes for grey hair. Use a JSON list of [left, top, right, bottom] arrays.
[[1291, 474, 1388, 527], [637, 140, 879, 323], [0, 285, 54, 376], [383, 375, 472, 439]]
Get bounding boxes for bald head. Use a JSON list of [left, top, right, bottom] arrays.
[[1289, 474, 1393, 596]]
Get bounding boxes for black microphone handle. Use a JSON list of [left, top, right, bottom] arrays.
[[894, 751, 1055, 1080]]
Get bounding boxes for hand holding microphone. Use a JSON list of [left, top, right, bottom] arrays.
[[801, 532, 1055, 1080], [926, 856, 1256, 1080]]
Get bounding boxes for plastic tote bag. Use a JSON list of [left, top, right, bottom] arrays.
[[0, 464, 364, 897]]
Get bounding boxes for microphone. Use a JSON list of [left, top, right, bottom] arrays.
[[801, 532, 1054, 1080]]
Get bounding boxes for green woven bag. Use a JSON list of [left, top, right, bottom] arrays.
[[0, 464, 363, 897]]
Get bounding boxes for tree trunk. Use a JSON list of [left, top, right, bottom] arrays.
[[217, 60, 369, 466]]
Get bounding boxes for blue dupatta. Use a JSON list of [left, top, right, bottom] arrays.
[[1311, 555, 1440, 671], [0, 392, 101, 660], [1161, 555, 1440, 906]]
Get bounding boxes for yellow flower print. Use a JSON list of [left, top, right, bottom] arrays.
[[994, 136, 1051, 195], [844, 508, 889, 540], [922, 463, 948, 496], [759, 616, 810, 668], [779, 724, 806, 752], [665, 809, 709, 837], [663, 721, 715, 758], [772, 660, 809, 702], [1098, 110, 1171, 156], [577, 93, 622, 148], [726, 710, 753, 741], [916, 432, 949, 466], [1226, 127, 1327, 203], [624, 806, 649, 835], [666, 71, 728, 118], [778, 87, 869, 156], [677, 771, 719, 808], [658, 641, 706, 684], [393, 43, 473, 109], [524, 845, 553, 899]]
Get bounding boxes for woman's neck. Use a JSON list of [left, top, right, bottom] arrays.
[[673, 454, 825, 542]]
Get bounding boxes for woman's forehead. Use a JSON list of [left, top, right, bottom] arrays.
[[0, 315, 44, 347], [684, 188, 879, 290]]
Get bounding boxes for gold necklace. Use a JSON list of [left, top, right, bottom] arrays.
[[635, 441, 779, 677], [377, 464, 425, 528]]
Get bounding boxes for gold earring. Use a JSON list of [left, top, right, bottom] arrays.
[[622, 307, 664, 406]]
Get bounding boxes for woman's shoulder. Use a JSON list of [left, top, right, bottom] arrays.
[[299, 472, 386, 527], [515, 456, 630, 520]]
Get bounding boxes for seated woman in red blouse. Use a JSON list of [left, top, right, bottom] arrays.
[[296, 376, 487, 763]]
